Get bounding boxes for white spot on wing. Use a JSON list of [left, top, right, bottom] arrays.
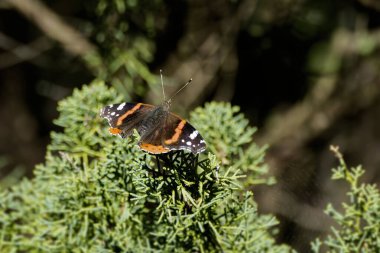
[[189, 130, 198, 140], [186, 141, 192, 146], [111, 112, 115, 116], [117, 103, 126, 111]]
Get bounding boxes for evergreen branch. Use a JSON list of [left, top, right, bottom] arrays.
[[0, 80, 293, 252]]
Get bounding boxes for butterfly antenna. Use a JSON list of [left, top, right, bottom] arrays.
[[168, 78, 192, 102], [160, 69, 166, 101]]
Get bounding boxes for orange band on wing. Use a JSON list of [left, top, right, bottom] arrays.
[[139, 143, 170, 154], [109, 127, 122, 135], [164, 120, 186, 145], [116, 103, 142, 126]]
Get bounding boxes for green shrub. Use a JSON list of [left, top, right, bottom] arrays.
[[312, 146, 380, 253], [0, 81, 293, 252]]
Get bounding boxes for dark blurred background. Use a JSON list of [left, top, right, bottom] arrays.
[[1, 0, 380, 252]]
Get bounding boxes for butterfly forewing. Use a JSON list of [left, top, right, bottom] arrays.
[[100, 102, 155, 137], [162, 113, 206, 154]]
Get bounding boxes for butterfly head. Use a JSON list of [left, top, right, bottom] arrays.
[[162, 99, 172, 111]]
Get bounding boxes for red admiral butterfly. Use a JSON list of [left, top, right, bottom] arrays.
[[100, 75, 206, 154]]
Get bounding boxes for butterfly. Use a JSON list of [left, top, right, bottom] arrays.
[[100, 74, 206, 154]]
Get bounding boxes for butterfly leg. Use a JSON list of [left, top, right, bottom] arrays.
[[155, 154, 162, 178]]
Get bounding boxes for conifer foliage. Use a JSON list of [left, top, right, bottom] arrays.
[[311, 146, 380, 253], [0, 81, 293, 252]]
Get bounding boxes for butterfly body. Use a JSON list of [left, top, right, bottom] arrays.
[[100, 101, 206, 154]]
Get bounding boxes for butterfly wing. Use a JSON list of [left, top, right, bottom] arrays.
[[161, 112, 206, 154], [100, 102, 155, 138], [138, 127, 171, 154]]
